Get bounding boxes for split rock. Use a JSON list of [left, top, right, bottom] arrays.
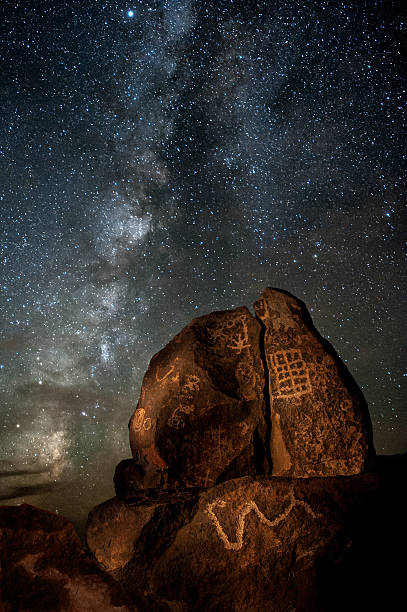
[[0, 504, 135, 612], [128, 306, 267, 488], [254, 288, 375, 476]]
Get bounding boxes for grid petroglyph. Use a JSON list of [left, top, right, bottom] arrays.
[[269, 349, 312, 398]]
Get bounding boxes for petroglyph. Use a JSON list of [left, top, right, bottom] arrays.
[[269, 349, 312, 398], [207, 488, 316, 551], [133, 408, 152, 432], [168, 375, 201, 429], [227, 322, 250, 353], [168, 403, 194, 429], [310, 358, 343, 392], [155, 358, 180, 385], [207, 315, 249, 348], [183, 374, 200, 393]]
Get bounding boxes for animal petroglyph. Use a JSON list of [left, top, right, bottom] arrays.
[[269, 349, 312, 398], [207, 488, 316, 551], [133, 408, 152, 432]]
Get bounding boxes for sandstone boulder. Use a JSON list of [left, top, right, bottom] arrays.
[[254, 288, 375, 476], [128, 306, 267, 489], [0, 504, 135, 612]]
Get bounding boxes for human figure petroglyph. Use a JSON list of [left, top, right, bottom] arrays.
[[206, 487, 316, 551], [227, 325, 251, 353]]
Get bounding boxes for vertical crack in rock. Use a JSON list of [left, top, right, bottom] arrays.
[[254, 287, 375, 477], [256, 314, 273, 475]]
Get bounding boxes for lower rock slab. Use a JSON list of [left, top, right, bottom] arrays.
[[86, 473, 381, 612]]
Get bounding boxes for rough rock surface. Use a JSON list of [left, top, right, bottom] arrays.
[[254, 288, 375, 476], [0, 504, 135, 612], [86, 472, 388, 612], [127, 288, 374, 490], [86, 496, 157, 573], [128, 306, 267, 489], [87, 288, 393, 610]]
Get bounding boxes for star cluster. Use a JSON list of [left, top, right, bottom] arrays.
[[0, 0, 405, 532]]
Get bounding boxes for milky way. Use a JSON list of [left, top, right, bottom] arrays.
[[0, 0, 405, 532]]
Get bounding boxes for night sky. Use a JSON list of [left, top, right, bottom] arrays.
[[1, 0, 406, 533]]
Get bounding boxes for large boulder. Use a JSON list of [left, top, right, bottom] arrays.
[[86, 473, 381, 612], [85, 286, 403, 610], [126, 288, 374, 490], [254, 288, 375, 476], [128, 306, 267, 489], [0, 504, 135, 612]]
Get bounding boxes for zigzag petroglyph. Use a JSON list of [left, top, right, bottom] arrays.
[[206, 488, 316, 551]]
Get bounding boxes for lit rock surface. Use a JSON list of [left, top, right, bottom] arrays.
[[127, 288, 374, 490], [86, 473, 384, 612], [128, 306, 267, 489], [254, 288, 375, 476], [86, 289, 397, 611], [0, 504, 135, 612], [86, 497, 156, 572]]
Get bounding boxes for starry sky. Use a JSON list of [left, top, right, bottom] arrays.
[[1, 0, 406, 534]]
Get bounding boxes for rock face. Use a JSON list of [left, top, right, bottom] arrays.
[[86, 473, 383, 612], [0, 504, 135, 612], [254, 288, 374, 476], [128, 306, 267, 489], [125, 288, 374, 490], [85, 288, 388, 611]]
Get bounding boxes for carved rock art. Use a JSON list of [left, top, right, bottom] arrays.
[[254, 288, 375, 477], [268, 349, 312, 398], [132, 408, 152, 432], [87, 473, 385, 612], [86, 288, 399, 611], [125, 288, 374, 495], [206, 486, 316, 551], [127, 306, 266, 489]]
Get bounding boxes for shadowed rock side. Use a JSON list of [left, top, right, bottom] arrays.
[[86, 473, 387, 612], [254, 288, 375, 476], [0, 504, 136, 612], [128, 306, 267, 489]]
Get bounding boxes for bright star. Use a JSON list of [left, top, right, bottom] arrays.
[[127, 10, 134, 17]]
